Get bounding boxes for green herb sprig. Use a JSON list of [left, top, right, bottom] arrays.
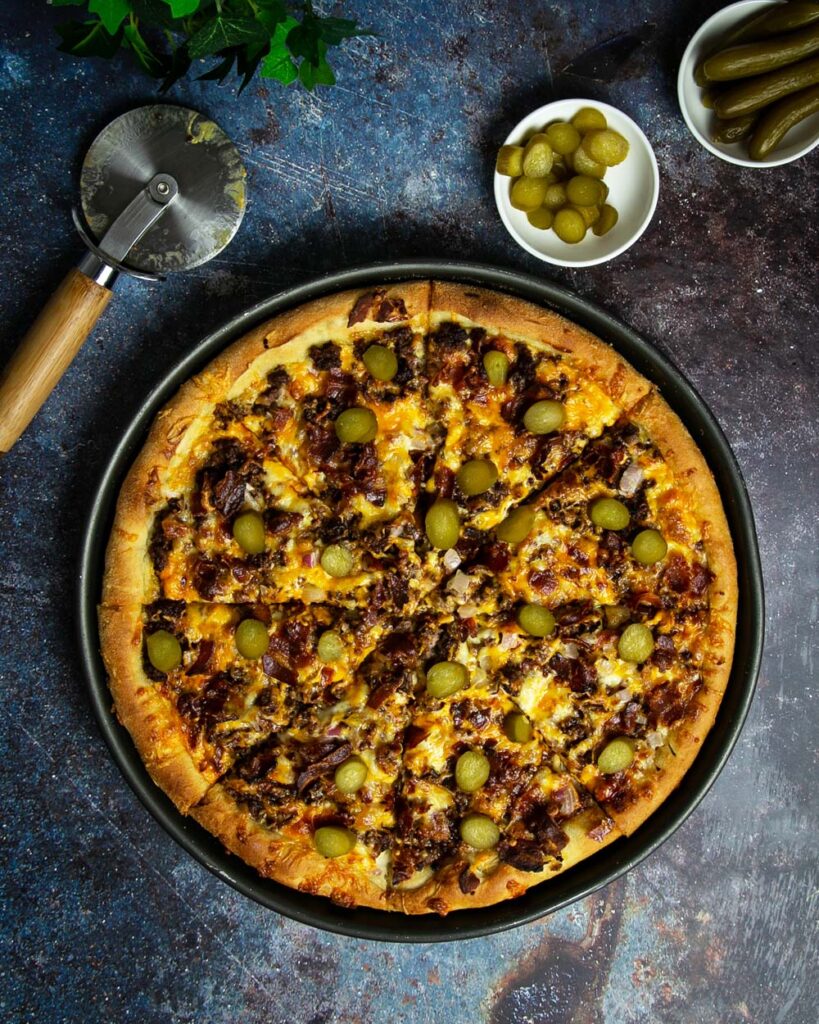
[[48, 0, 372, 93]]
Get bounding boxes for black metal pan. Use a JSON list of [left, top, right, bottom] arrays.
[[77, 260, 764, 943]]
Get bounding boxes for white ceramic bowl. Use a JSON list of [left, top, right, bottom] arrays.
[[494, 99, 659, 268], [678, 0, 819, 167]]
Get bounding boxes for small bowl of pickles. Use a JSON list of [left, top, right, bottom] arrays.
[[678, 0, 819, 167], [493, 99, 659, 268]]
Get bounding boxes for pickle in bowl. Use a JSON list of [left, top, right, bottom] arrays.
[[498, 105, 631, 246]]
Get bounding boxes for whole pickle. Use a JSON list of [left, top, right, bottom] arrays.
[[748, 83, 819, 158], [725, 1, 819, 46], [703, 23, 819, 81], [711, 112, 757, 144], [714, 55, 819, 118]]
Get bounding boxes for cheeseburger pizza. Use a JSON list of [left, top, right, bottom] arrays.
[[99, 280, 737, 914]]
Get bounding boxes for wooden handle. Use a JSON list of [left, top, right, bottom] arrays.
[[0, 269, 112, 453]]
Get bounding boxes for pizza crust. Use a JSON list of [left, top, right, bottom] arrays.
[[627, 390, 738, 697], [603, 678, 726, 836], [98, 603, 214, 812], [191, 784, 401, 911], [398, 809, 623, 915], [429, 280, 652, 411]]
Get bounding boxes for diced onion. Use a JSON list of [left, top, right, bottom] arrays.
[[554, 784, 580, 818], [443, 548, 462, 572], [613, 686, 631, 703], [646, 729, 664, 749], [448, 570, 472, 596], [562, 642, 579, 659], [500, 631, 521, 651], [302, 584, 327, 602], [619, 462, 644, 496], [457, 603, 479, 619], [302, 551, 319, 568]]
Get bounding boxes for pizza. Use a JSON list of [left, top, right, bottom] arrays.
[[99, 280, 737, 914]]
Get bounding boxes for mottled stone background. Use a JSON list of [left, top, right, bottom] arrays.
[[0, 2, 816, 1022]]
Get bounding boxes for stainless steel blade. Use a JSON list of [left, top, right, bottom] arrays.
[[80, 105, 247, 274]]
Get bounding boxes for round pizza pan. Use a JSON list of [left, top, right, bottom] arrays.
[[77, 260, 764, 942]]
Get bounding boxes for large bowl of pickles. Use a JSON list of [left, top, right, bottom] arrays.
[[678, 0, 819, 167], [494, 99, 659, 268]]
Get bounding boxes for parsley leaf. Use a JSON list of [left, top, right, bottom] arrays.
[[88, 0, 131, 35], [51, 0, 372, 94], [161, 0, 201, 17], [56, 19, 123, 57], [187, 16, 268, 59], [123, 22, 165, 76], [260, 16, 298, 84]]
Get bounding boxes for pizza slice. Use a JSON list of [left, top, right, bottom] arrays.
[[103, 283, 438, 610], [213, 282, 438, 528], [421, 282, 651, 549], [385, 604, 621, 912], [488, 401, 736, 815], [188, 626, 419, 910], [99, 600, 295, 810]]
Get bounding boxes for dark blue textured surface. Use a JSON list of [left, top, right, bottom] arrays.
[[0, 2, 816, 1022]]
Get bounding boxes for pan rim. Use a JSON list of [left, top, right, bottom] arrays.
[[76, 259, 764, 942]]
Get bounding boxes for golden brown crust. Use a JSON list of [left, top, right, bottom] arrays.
[[98, 604, 212, 812], [399, 810, 623, 914], [628, 390, 738, 696], [429, 280, 651, 410], [605, 679, 726, 836], [191, 785, 401, 911], [99, 278, 739, 912]]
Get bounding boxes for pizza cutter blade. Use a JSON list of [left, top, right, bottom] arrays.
[[0, 104, 247, 454]]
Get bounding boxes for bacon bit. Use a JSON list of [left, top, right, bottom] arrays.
[[549, 652, 597, 695], [266, 510, 302, 535], [498, 839, 546, 872], [479, 541, 510, 573], [243, 604, 269, 625], [434, 465, 455, 499], [296, 741, 352, 793], [651, 633, 675, 670], [347, 290, 408, 326], [532, 569, 556, 593], [266, 406, 291, 433], [185, 639, 214, 676], [551, 783, 581, 820], [212, 470, 245, 518], [404, 724, 428, 749], [663, 554, 691, 594], [193, 558, 224, 600], [262, 653, 296, 685], [458, 866, 480, 895], [690, 562, 713, 596], [309, 341, 341, 369], [367, 678, 402, 709]]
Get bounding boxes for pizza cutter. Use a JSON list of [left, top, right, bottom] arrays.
[[0, 104, 247, 453]]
